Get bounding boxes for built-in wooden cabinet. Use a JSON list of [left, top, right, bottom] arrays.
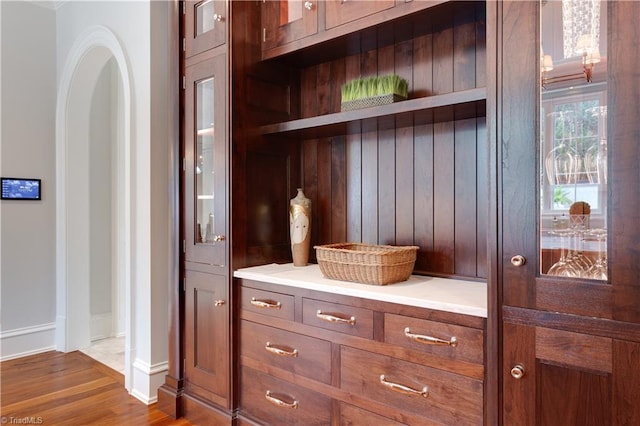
[[324, 0, 394, 29], [497, 1, 640, 424], [184, 0, 227, 58], [234, 266, 486, 425], [261, 0, 318, 52], [184, 270, 229, 403], [184, 54, 227, 268], [158, 2, 231, 423], [241, 0, 488, 279], [162, 0, 639, 424]]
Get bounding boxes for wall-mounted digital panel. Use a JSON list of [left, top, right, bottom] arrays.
[[1, 177, 42, 200]]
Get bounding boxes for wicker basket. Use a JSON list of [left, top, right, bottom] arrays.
[[341, 94, 406, 112], [314, 243, 419, 285]]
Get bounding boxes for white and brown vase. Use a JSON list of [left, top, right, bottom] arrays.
[[289, 188, 311, 266]]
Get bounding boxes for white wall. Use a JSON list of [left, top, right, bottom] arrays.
[[0, 0, 57, 358], [1, 0, 178, 404], [89, 58, 114, 339]]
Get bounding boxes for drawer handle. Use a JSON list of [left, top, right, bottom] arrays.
[[379, 375, 428, 398], [251, 297, 281, 309], [404, 327, 458, 347], [265, 390, 298, 409], [265, 342, 298, 357], [316, 310, 356, 325]]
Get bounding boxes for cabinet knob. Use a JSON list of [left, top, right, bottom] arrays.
[[213, 234, 226, 242], [510, 254, 526, 267], [214, 300, 225, 307], [510, 364, 526, 379], [304, 1, 313, 11], [213, 13, 224, 22]]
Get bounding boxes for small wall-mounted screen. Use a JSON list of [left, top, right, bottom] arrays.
[[1, 177, 42, 200]]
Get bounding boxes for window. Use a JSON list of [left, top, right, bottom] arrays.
[[541, 90, 607, 220]]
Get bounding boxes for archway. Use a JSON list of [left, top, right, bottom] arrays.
[[55, 26, 133, 390]]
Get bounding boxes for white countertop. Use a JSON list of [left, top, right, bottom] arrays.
[[233, 263, 487, 318]]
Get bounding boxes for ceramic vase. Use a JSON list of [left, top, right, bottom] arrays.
[[289, 188, 311, 266]]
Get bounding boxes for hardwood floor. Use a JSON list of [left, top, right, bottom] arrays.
[[1, 351, 192, 425]]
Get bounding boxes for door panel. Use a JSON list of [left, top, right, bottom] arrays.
[[184, 54, 227, 269], [185, 0, 226, 57], [262, 0, 318, 51], [184, 270, 229, 401], [503, 322, 614, 426], [499, 2, 640, 423]]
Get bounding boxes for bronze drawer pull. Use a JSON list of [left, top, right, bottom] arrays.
[[316, 310, 356, 325], [265, 342, 298, 357], [250, 297, 281, 309], [265, 390, 298, 409], [404, 327, 458, 347], [379, 375, 428, 398]]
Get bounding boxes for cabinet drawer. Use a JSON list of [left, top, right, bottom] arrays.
[[240, 366, 331, 426], [240, 320, 332, 384], [241, 286, 295, 321], [384, 313, 484, 365], [341, 347, 483, 425], [302, 298, 373, 339], [340, 402, 407, 426]]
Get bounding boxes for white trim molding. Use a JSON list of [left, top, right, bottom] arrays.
[[56, 25, 133, 390], [130, 358, 169, 404], [0, 323, 56, 361]]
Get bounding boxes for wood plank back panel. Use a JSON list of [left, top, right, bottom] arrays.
[[295, 6, 486, 279], [241, 3, 487, 279]]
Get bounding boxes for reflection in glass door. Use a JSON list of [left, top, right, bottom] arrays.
[[196, 77, 215, 245], [540, 0, 608, 280]]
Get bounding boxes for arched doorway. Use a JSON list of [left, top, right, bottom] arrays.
[[55, 26, 132, 390]]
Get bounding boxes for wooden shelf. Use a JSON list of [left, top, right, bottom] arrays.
[[259, 87, 486, 139], [262, 0, 454, 67]]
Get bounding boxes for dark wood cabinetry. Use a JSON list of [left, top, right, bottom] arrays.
[[325, 0, 394, 29], [235, 268, 486, 425], [162, 0, 640, 424], [183, 54, 227, 269], [261, 0, 318, 52], [239, 0, 488, 280], [184, 0, 226, 58], [158, 2, 231, 423], [496, 1, 640, 424]]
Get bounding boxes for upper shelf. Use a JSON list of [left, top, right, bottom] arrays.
[[263, 0, 470, 67], [258, 87, 487, 139]]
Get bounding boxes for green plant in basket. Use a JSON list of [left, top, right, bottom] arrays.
[[341, 74, 408, 102]]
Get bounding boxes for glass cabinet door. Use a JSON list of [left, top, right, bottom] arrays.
[[539, 0, 608, 281], [262, 0, 318, 51], [184, 55, 226, 268], [185, 0, 226, 58], [501, 2, 640, 424]]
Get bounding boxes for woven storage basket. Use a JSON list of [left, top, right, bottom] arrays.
[[314, 243, 419, 285], [341, 94, 406, 112]]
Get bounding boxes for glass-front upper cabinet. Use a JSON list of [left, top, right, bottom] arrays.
[[539, 0, 608, 281], [185, 0, 226, 58], [184, 55, 227, 268], [262, 0, 318, 51]]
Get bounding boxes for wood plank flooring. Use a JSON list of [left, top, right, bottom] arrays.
[[1, 351, 192, 425]]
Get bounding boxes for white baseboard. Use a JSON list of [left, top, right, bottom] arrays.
[[130, 357, 169, 404], [90, 312, 113, 341], [0, 323, 56, 361]]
